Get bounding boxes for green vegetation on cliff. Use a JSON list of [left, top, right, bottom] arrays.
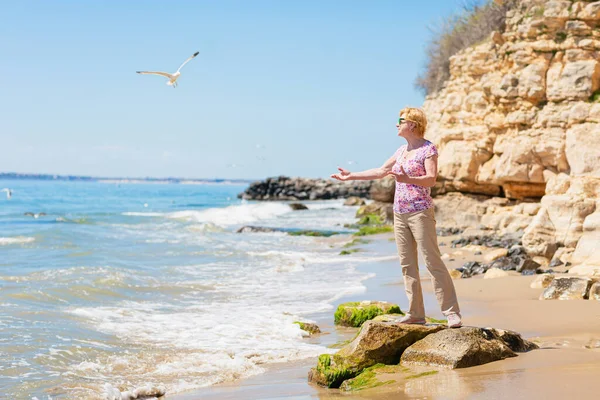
[[416, 0, 517, 95]]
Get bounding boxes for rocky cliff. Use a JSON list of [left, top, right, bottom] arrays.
[[422, 0, 600, 266]]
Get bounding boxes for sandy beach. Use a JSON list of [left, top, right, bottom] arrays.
[[176, 232, 600, 399]]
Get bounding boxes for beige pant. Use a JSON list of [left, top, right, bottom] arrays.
[[393, 207, 460, 319]]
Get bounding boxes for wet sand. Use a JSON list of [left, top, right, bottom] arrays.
[[174, 233, 600, 399]]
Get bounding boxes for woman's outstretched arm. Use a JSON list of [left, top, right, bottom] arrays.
[[331, 153, 397, 181]]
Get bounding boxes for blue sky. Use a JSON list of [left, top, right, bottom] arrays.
[[1, 0, 475, 180]]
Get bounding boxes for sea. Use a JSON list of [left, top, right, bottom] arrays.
[[0, 179, 386, 399]]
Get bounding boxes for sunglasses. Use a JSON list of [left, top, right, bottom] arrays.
[[398, 117, 418, 125]]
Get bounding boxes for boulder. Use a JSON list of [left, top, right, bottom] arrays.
[[334, 301, 402, 327], [400, 327, 537, 369], [589, 282, 600, 300], [294, 321, 321, 335], [309, 321, 444, 388], [236, 226, 280, 233], [338, 364, 401, 392], [369, 175, 396, 203], [104, 383, 166, 400], [356, 202, 394, 224], [530, 274, 555, 289], [344, 196, 366, 206], [516, 257, 541, 273], [483, 248, 509, 263], [289, 202, 308, 210], [566, 265, 600, 276], [238, 176, 372, 201], [484, 267, 510, 279], [540, 277, 594, 300]]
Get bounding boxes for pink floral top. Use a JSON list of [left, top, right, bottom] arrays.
[[392, 140, 438, 214]]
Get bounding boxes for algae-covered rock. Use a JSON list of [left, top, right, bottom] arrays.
[[400, 327, 537, 369], [309, 321, 444, 388], [340, 248, 361, 255], [294, 321, 321, 335], [372, 313, 446, 325], [308, 353, 354, 388], [334, 301, 403, 327], [356, 201, 394, 224], [338, 364, 397, 392]]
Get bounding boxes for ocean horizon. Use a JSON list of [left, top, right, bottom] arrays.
[[0, 172, 257, 185]]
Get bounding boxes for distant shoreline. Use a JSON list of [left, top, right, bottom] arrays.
[[0, 172, 253, 185]]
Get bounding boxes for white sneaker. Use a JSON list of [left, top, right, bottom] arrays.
[[447, 313, 462, 328], [398, 315, 426, 325]]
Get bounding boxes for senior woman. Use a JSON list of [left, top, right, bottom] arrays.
[[331, 107, 462, 328]]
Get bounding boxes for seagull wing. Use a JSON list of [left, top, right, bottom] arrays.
[[176, 51, 199, 73], [136, 71, 175, 79]]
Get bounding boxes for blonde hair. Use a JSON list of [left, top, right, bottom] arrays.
[[400, 107, 428, 138]]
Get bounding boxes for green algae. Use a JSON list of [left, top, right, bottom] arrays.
[[341, 364, 396, 391], [353, 225, 393, 236], [406, 370, 439, 379], [343, 238, 371, 248], [334, 302, 402, 327], [340, 248, 361, 255], [288, 230, 339, 237]]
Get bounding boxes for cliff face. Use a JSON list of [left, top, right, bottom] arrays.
[[422, 0, 600, 264]]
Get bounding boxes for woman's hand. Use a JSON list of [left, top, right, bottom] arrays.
[[331, 167, 352, 181], [387, 166, 410, 183]]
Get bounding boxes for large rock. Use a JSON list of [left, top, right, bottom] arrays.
[[238, 176, 372, 201], [590, 282, 600, 300], [530, 273, 555, 289], [308, 321, 444, 388], [484, 267, 510, 279], [289, 202, 308, 210], [344, 196, 366, 206], [400, 327, 537, 369], [522, 177, 597, 258], [369, 175, 396, 203], [294, 321, 321, 335], [356, 202, 394, 224], [570, 201, 600, 267], [334, 301, 402, 327], [540, 277, 595, 300]]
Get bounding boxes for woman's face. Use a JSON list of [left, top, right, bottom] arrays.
[[396, 115, 413, 138]]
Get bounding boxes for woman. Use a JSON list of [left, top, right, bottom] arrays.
[[331, 107, 462, 328]]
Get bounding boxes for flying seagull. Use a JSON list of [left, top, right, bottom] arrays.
[[1, 188, 11, 199], [137, 51, 199, 88]]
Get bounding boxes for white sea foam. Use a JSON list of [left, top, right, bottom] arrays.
[[0, 236, 35, 245], [65, 248, 372, 395], [122, 212, 165, 217], [167, 202, 291, 226]]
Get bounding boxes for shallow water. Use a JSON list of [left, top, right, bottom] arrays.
[[0, 180, 384, 399]]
